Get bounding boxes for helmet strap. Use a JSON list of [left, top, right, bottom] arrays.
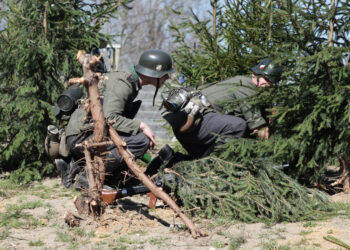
[[152, 78, 160, 106]]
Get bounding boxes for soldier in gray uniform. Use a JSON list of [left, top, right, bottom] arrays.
[[162, 88, 247, 159], [201, 58, 283, 140], [65, 49, 174, 186]]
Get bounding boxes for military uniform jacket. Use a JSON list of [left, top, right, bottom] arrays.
[[65, 107, 93, 137], [65, 67, 141, 137], [103, 67, 141, 135], [200, 75, 266, 131]]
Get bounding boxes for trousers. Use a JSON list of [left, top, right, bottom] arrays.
[[66, 131, 150, 177], [174, 112, 246, 158]]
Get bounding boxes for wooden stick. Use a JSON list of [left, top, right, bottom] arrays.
[[84, 144, 99, 200], [76, 141, 113, 149], [328, 0, 335, 47], [95, 155, 105, 190]]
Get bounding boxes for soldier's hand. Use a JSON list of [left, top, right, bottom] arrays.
[[140, 122, 157, 149], [253, 127, 269, 140]]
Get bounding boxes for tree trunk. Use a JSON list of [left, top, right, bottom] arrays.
[[331, 157, 350, 193]]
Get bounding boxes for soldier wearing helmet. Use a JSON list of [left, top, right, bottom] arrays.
[[201, 58, 283, 140], [65, 49, 174, 187], [161, 87, 247, 159], [251, 58, 283, 87], [102, 49, 174, 149]]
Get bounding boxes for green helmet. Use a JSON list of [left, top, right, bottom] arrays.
[[135, 49, 175, 78], [251, 58, 284, 84]]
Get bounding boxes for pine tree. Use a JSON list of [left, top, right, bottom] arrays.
[[0, 0, 131, 182], [169, 0, 286, 86], [162, 156, 331, 223], [170, 0, 350, 191]]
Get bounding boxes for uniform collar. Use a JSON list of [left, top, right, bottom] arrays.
[[129, 66, 142, 91]]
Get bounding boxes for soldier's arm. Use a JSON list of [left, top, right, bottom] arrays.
[[233, 85, 267, 132], [103, 80, 141, 135], [162, 110, 187, 133]]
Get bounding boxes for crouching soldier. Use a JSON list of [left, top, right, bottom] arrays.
[[200, 58, 284, 140], [161, 87, 246, 159], [46, 49, 175, 189]]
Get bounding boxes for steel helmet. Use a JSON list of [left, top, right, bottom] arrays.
[[251, 58, 284, 84], [135, 49, 175, 78]]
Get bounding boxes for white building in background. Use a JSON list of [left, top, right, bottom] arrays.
[[101, 44, 121, 72]]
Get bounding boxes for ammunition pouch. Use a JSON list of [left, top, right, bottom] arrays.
[[45, 135, 60, 159], [59, 130, 70, 158]]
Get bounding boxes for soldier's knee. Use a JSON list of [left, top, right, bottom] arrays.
[[140, 133, 151, 149]]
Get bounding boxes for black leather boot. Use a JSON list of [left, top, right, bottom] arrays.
[[144, 144, 175, 176], [55, 158, 74, 188]]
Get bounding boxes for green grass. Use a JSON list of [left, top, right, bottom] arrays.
[[149, 236, 171, 246], [212, 240, 226, 248], [261, 239, 291, 250], [303, 221, 317, 227], [56, 230, 75, 243], [110, 245, 128, 250], [299, 230, 312, 236], [332, 202, 350, 219], [29, 240, 44, 246], [98, 234, 110, 239], [128, 230, 148, 236], [0, 179, 24, 191], [294, 238, 309, 247], [217, 230, 225, 236], [230, 235, 246, 250], [73, 228, 86, 237], [0, 200, 48, 229], [87, 229, 95, 238], [275, 227, 287, 233], [118, 236, 140, 245], [42, 208, 56, 221], [0, 228, 9, 240]]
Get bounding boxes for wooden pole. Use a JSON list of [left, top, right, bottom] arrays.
[[213, 0, 217, 37]]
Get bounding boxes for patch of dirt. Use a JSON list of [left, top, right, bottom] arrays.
[[329, 192, 350, 203], [1, 177, 350, 249]]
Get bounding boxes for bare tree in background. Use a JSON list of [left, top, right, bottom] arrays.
[[106, 0, 209, 69]]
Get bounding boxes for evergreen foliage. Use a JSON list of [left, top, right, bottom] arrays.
[[170, 0, 350, 188], [163, 155, 331, 223], [0, 0, 130, 182]]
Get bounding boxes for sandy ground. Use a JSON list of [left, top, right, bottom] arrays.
[[0, 177, 350, 250]]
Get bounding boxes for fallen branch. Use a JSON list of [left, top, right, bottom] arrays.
[[108, 125, 207, 238]]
